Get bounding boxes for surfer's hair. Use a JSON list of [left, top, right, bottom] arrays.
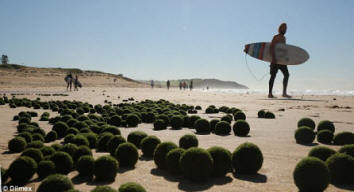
[[278, 23, 287, 33]]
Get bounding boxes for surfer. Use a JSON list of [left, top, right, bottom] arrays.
[[269, 23, 291, 98]]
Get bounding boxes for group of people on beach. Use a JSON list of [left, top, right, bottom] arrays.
[[150, 80, 193, 91], [65, 73, 81, 91], [178, 80, 193, 91]]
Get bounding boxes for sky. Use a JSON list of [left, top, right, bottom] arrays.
[[1, 0, 354, 90]]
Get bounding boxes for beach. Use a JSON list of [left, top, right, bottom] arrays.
[[0, 87, 353, 192]]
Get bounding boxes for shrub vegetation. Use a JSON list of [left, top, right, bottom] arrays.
[[179, 134, 198, 149], [50, 151, 74, 175], [166, 148, 185, 174], [295, 126, 315, 144], [317, 120, 335, 133], [8, 137, 27, 153], [325, 153, 354, 184], [118, 182, 146, 192], [308, 146, 336, 162], [214, 121, 231, 135], [37, 174, 74, 192], [114, 142, 139, 167], [127, 131, 148, 149], [140, 135, 161, 157], [8, 156, 37, 185], [180, 147, 213, 182], [153, 142, 177, 169], [194, 119, 211, 134], [333, 132, 354, 145], [94, 155, 119, 181], [76, 155, 95, 176], [207, 146, 232, 177], [37, 160, 56, 179], [231, 142, 263, 174], [298, 118, 316, 130], [293, 157, 330, 192], [233, 120, 250, 137]]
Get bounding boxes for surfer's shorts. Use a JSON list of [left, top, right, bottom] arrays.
[[270, 64, 289, 77]]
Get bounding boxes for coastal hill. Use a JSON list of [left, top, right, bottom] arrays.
[[0, 64, 248, 89], [0, 64, 146, 88], [142, 79, 248, 89]]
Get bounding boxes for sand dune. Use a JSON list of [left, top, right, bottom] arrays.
[[0, 64, 146, 88]]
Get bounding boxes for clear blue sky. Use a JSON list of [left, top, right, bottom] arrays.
[[1, 0, 354, 90]]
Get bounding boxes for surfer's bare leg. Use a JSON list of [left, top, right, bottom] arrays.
[[281, 66, 291, 97], [268, 75, 276, 98], [69, 80, 72, 91], [268, 64, 277, 98]]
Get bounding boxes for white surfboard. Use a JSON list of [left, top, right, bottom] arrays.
[[244, 42, 309, 65]]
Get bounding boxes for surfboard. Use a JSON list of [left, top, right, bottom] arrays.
[[244, 42, 309, 65]]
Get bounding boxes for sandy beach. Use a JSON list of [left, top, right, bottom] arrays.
[[2, 1, 354, 191], [1, 87, 353, 192]]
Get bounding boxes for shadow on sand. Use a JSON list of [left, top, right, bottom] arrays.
[[118, 166, 135, 174], [259, 98, 327, 102], [139, 156, 153, 161], [150, 168, 181, 182], [71, 174, 93, 185], [297, 143, 319, 147], [86, 179, 115, 186], [333, 183, 354, 191], [151, 168, 239, 191], [2, 151, 13, 155], [232, 173, 267, 183]]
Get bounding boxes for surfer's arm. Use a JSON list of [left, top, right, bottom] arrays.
[[270, 38, 277, 63]]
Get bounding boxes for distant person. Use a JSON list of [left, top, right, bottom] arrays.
[[74, 75, 80, 91], [179, 81, 182, 90], [206, 86, 209, 90], [269, 23, 291, 98], [151, 80, 154, 88], [65, 73, 73, 91], [166, 80, 170, 90], [183, 81, 187, 90], [189, 80, 193, 91]]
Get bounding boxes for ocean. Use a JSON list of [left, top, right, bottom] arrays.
[[197, 88, 354, 96]]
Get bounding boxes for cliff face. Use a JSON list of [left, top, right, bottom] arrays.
[[142, 79, 248, 89]]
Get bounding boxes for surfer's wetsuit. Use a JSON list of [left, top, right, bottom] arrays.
[[269, 61, 290, 97], [270, 63, 289, 77]]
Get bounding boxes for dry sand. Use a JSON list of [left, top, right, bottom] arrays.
[[1, 87, 354, 192]]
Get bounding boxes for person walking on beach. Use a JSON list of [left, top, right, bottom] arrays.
[[189, 80, 193, 91], [74, 75, 80, 91], [65, 73, 73, 91], [166, 80, 170, 90], [151, 80, 154, 88], [269, 23, 291, 98], [179, 81, 182, 90]]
